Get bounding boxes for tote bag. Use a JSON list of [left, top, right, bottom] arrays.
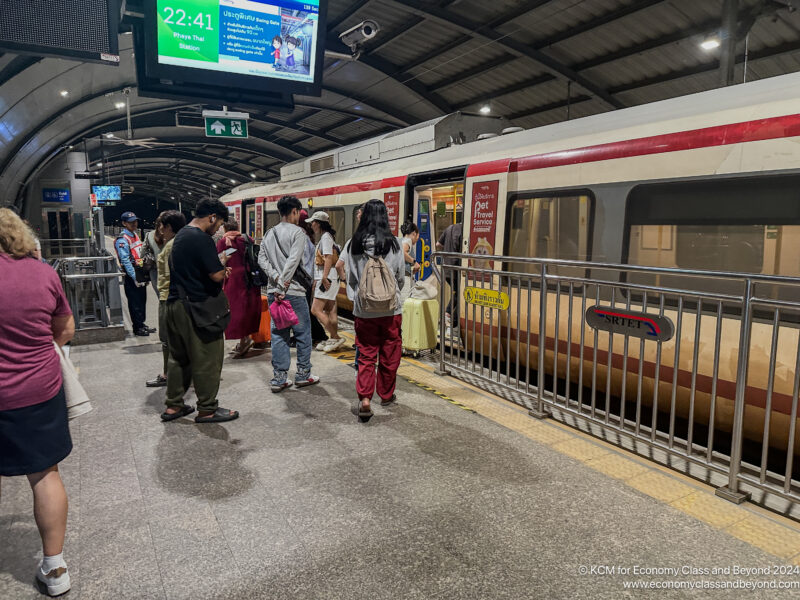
[[269, 297, 299, 330], [54, 343, 93, 420]]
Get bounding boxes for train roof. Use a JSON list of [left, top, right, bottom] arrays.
[[221, 71, 800, 204]]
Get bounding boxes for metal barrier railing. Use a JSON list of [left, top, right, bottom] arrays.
[[56, 255, 124, 330], [435, 252, 800, 508]]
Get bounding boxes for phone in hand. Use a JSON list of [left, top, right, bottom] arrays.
[[224, 248, 237, 256], [319, 278, 333, 292]]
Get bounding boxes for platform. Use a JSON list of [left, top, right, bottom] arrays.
[[3, 292, 800, 599]]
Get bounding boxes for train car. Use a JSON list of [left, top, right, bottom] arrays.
[[221, 72, 800, 458]]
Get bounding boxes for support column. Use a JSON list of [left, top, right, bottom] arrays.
[[719, 0, 739, 86]]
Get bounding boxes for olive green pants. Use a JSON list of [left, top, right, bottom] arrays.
[[165, 301, 224, 412], [158, 301, 169, 375]]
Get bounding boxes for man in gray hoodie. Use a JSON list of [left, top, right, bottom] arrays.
[[258, 195, 320, 392]]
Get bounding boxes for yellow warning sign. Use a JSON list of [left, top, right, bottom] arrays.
[[463, 287, 510, 310]]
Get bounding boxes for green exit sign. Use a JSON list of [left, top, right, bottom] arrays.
[[205, 117, 248, 138]]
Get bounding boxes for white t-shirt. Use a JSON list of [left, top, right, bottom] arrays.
[[314, 232, 337, 281]]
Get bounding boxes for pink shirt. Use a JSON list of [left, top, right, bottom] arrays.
[[0, 254, 72, 411]]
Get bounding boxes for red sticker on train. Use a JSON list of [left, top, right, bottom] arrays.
[[384, 191, 400, 235], [469, 180, 499, 273], [255, 203, 263, 237]]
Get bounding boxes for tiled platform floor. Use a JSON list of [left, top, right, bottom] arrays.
[[2, 292, 799, 598]]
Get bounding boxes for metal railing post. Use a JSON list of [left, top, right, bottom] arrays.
[[529, 262, 549, 419], [435, 254, 448, 376], [716, 278, 754, 504]]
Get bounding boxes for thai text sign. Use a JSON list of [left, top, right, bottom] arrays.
[[586, 305, 674, 342], [464, 287, 510, 310], [384, 191, 400, 235]]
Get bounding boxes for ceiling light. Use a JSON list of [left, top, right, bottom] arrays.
[[479, 105, 491, 114], [211, 184, 218, 189], [701, 38, 720, 51], [230, 179, 237, 184], [115, 102, 125, 109], [105, 133, 114, 138], [188, 192, 192, 195], [171, 196, 175, 200], [96, 162, 103, 167], [60, 90, 68, 97], [250, 173, 257, 179]]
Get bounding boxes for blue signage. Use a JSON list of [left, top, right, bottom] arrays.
[[42, 188, 70, 203]]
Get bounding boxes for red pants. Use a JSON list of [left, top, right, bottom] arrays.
[[354, 314, 402, 401]]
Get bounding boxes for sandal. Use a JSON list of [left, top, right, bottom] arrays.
[[195, 407, 239, 423], [161, 405, 195, 422], [357, 399, 373, 422], [380, 395, 397, 406], [234, 339, 254, 357]]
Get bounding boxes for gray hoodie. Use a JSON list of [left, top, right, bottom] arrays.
[[258, 222, 309, 296], [345, 235, 405, 318]]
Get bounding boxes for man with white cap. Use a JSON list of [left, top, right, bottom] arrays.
[[306, 210, 346, 352], [114, 211, 153, 337]]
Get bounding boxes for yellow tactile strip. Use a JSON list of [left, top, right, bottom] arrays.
[[327, 333, 800, 565]]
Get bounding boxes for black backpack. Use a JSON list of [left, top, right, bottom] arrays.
[[242, 234, 269, 289]]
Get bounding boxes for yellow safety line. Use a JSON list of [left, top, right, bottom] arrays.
[[327, 331, 800, 563]]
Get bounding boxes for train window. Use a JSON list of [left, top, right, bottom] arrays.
[[265, 211, 280, 232], [506, 192, 593, 274], [625, 175, 800, 297], [314, 207, 345, 245]]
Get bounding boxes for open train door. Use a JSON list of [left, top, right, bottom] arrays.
[[406, 166, 467, 283]]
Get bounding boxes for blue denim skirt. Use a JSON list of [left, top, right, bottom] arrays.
[[0, 386, 72, 476]]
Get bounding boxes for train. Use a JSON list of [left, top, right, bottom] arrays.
[[221, 72, 800, 461]]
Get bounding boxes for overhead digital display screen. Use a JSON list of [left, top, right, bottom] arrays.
[[155, 0, 321, 87], [92, 185, 122, 202]]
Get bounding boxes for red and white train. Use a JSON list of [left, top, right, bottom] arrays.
[[222, 72, 800, 457]]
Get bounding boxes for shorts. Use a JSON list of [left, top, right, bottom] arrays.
[[314, 277, 339, 302]]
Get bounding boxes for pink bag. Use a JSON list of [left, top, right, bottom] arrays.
[[269, 297, 299, 330]]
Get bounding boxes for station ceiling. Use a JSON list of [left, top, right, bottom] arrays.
[[1, 0, 799, 207]]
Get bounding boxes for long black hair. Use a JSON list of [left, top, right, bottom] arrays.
[[351, 199, 399, 256]]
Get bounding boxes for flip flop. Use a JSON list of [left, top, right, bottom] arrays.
[[195, 408, 239, 423], [161, 405, 195, 422], [357, 400, 373, 422], [380, 395, 397, 406]]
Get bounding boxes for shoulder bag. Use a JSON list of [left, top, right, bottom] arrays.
[[269, 228, 314, 293], [169, 254, 231, 336]]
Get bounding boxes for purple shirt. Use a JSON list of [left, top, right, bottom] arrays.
[[0, 254, 72, 411]]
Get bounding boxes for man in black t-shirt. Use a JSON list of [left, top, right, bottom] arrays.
[[162, 199, 240, 424]]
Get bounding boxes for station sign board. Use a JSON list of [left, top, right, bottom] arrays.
[[42, 188, 70, 203]]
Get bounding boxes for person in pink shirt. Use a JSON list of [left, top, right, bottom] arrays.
[[0, 208, 75, 596]]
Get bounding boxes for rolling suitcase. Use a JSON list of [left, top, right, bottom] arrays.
[[402, 297, 439, 357]]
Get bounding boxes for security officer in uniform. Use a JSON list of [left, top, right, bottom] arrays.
[[114, 211, 154, 337]]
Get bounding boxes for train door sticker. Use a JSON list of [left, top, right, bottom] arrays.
[[586, 306, 675, 342], [384, 191, 400, 236], [469, 180, 499, 271], [417, 197, 433, 280]]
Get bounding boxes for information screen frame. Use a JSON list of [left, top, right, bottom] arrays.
[[0, 0, 120, 65], [141, 0, 328, 98], [92, 185, 123, 201]]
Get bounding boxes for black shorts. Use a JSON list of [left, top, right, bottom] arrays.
[[0, 386, 72, 477]]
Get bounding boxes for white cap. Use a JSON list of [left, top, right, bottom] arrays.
[[305, 211, 330, 223]]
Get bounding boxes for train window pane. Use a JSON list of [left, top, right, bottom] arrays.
[[265, 211, 280, 231], [507, 194, 592, 274], [315, 208, 344, 245], [626, 175, 800, 299]]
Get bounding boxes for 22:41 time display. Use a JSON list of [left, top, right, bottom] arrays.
[[162, 7, 213, 30]]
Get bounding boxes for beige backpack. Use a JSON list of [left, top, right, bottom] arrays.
[[358, 253, 397, 314]]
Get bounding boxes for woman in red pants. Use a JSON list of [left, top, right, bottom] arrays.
[[217, 219, 261, 356], [344, 199, 405, 421]]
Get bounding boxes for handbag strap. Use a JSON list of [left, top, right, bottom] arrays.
[[268, 226, 312, 285]]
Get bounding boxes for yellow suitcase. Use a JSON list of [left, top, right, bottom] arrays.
[[402, 298, 439, 357]]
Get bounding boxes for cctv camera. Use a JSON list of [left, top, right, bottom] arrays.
[[339, 20, 380, 51]]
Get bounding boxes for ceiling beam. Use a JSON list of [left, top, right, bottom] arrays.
[[381, 0, 624, 110], [101, 165, 232, 190], [93, 145, 274, 175], [366, 16, 426, 54], [0, 56, 43, 86], [327, 0, 374, 32], [93, 149, 262, 180]]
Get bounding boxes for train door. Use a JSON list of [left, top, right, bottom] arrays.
[[43, 207, 72, 258], [406, 167, 467, 281], [244, 203, 256, 238]]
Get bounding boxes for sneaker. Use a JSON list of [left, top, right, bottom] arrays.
[[315, 340, 332, 351], [134, 328, 150, 337], [295, 374, 320, 388], [146, 374, 167, 387], [271, 380, 292, 393], [36, 561, 71, 597], [146, 326, 157, 334], [324, 338, 346, 353]]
